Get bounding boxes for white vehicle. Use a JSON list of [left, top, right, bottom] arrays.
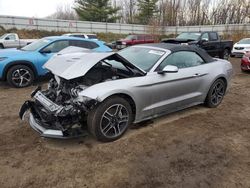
[[62, 33, 98, 40], [0, 33, 36, 49], [231, 38, 250, 57]]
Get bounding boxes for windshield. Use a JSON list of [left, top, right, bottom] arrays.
[[21, 38, 52, 51], [238, 39, 250, 44], [176, 32, 201, 40], [0, 34, 8, 39], [118, 47, 165, 72]]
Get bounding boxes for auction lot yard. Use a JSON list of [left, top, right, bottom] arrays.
[[0, 58, 250, 188]]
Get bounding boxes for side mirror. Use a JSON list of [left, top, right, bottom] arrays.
[[200, 39, 208, 44], [158, 65, 179, 74], [5, 37, 10, 40]]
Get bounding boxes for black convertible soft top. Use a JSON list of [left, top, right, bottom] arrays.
[[139, 43, 216, 63]]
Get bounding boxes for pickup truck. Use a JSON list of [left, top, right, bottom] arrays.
[[115, 34, 155, 50], [0, 33, 36, 49], [162, 31, 233, 59]]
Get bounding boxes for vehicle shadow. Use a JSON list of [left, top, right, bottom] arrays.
[[42, 104, 209, 151]]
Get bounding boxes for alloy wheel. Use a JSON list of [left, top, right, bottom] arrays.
[[100, 104, 129, 138], [11, 68, 32, 87], [223, 49, 229, 60], [211, 81, 225, 105]]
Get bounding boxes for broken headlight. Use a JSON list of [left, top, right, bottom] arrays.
[[70, 85, 88, 98]]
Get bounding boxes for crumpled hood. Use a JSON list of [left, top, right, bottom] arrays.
[[44, 50, 115, 80]]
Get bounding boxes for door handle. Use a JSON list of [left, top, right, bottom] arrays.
[[192, 73, 208, 78], [193, 73, 201, 77]]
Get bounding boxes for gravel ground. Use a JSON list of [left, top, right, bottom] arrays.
[[1, 58, 250, 188]]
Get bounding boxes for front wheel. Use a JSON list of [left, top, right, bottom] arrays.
[[205, 79, 226, 108], [87, 96, 132, 142], [6, 65, 34, 88]]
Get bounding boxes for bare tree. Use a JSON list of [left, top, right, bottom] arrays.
[[46, 0, 250, 25], [47, 4, 78, 20]]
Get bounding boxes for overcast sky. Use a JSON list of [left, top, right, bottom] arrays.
[[0, 0, 75, 18]]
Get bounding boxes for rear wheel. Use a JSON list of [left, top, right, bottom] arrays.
[[0, 44, 4, 49], [205, 79, 226, 108], [87, 96, 132, 142], [6, 65, 34, 88], [221, 49, 230, 60]]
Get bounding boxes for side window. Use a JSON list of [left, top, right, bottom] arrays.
[[201, 33, 209, 41], [157, 51, 205, 70], [43, 40, 70, 53], [209, 32, 218, 41], [87, 35, 97, 39], [145, 35, 153, 40], [70, 40, 99, 49], [72, 35, 86, 38], [137, 35, 144, 40], [7, 35, 16, 40], [133, 36, 138, 40]]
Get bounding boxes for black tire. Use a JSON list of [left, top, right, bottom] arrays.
[[0, 44, 4, 49], [87, 96, 132, 142], [6, 65, 34, 88], [205, 79, 226, 108]]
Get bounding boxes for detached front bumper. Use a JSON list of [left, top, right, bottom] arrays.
[[19, 100, 70, 139], [19, 89, 89, 139], [29, 113, 64, 138]]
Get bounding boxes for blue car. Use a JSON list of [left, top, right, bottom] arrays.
[[0, 36, 112, 87]]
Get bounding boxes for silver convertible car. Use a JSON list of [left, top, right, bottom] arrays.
[[19, 44, 233, 142]]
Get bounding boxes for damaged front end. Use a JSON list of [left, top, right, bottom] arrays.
[[19, 77, 97, 138], [19, 49, 145, 139]]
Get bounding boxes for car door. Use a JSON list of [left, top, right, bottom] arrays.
[[136, 35, 145, 44], [199, 32, 214, 56], [4, 34, 18, 48], [208, 32, 222, 57], [37, 40, 70, 75], [139, 51, 209, 118], [145, 35, 154, 43], [200, 32, 220, 57]]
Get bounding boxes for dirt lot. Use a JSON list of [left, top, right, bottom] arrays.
[[0, 58, 250, 188]]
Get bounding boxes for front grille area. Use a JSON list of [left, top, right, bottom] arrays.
[[116, 41, 122, 45], [234, 47, 244, 50]]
